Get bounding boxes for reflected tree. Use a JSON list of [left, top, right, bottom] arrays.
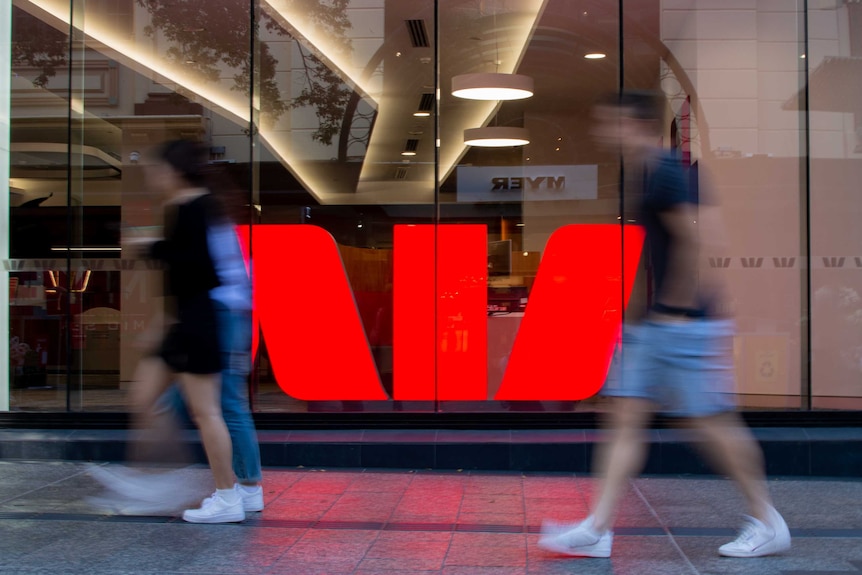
[[275, 0, 354, 145], [139, 0, 355, 143], [11, 6, 68, 88], [138, 0, 289, 123], [12, 1, 360, 147]]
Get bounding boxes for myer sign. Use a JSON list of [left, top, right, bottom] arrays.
[[456, 165, 598, 202]]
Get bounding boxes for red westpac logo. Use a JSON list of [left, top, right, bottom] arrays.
[[238, 224, 644, 401]]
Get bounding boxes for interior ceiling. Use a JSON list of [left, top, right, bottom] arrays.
[[12, 0, 645, 206]]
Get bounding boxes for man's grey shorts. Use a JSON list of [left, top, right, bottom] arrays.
[[602, 318, 736, 417]]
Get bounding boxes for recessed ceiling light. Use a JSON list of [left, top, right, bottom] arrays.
[[413, 112, 431, 117], [585, 53, 606, 59], [401, 151, 417, 156]]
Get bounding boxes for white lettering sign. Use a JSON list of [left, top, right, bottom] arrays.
[[457, 165, 598, 203]]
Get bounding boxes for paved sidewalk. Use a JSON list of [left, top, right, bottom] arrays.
[[1, 460, 861, 575]]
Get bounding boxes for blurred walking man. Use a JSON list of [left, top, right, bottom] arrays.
[[538, 91, 791, 559]]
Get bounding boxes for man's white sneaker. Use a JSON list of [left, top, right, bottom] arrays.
[[538, 517, 613, 558], [238, 485, 264, 512], [182, 489, 245, 524], [719, 507, 791, 558]]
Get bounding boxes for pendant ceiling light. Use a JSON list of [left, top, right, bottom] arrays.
[[464, 126, 530, 147], [451, 72, 534, 101]]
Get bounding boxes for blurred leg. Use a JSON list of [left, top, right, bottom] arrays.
[[177, 373, 235, 490], [124, 357, 176, 464], [688, 411, 772, 521], [590, 396, 655, 532], [129, 356, 174, 418]]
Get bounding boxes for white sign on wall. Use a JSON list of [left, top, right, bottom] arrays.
[[456, 165, 598, 203]]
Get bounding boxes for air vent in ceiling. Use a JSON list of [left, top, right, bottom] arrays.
[[406, 20, 430, 48], [404, 139, 419, 152], [417, 93, 434, 113], [395, 166, 409, 180]]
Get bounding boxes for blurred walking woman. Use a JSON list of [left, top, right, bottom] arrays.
[[134, 139, 244, 523]]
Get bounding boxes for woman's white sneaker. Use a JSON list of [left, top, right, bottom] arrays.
[[238, 485, 264, 512], [182, 489, 245, 524]]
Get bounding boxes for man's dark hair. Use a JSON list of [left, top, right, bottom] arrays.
[[158, 139, 207, 186], [598, 90, 665, 123]]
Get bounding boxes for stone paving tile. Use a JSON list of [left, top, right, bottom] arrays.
[[354, 571, 440, 575], [446, 542, 529, 568], [460, 494, 523, 514], [261, 494, 340, 520], [407, 474, 469, 493], [0, 520, 86, 563], [455, 512, 526, 526], [463, 475, 525, 495], [345, 471, 415, 493], [387, 513, 458, 526], [442, 569, 526, 575], [391, 494, 463, 522], [358, 531, 452, 572], [770, 479, 862, 530], [522, 475, 584, 500], [267, 561, 358, 575], [286, 471, 360, 494], [1, 462, 861, 574], [321, 492, 403, 522]]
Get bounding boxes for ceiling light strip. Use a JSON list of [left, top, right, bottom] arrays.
[[262, 0, 379, 101]]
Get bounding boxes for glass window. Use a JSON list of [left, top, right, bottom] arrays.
[[438, 0, 620, 412], [657, 1, 807, 409], [808, 0, 862, 409], [3, 0, 860, 415]]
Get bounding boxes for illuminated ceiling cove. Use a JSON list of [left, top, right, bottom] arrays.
[[12, 0, 548, 205]]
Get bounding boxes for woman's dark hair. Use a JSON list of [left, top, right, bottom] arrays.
[[200, 163, 251, 225], [157, 139, 250, 224], [158, 139, 207, 186]]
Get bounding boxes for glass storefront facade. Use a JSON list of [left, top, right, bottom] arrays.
[[2, 0, 861, 416]]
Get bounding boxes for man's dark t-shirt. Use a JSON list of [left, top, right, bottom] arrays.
[[639, 152, 712, 317]]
